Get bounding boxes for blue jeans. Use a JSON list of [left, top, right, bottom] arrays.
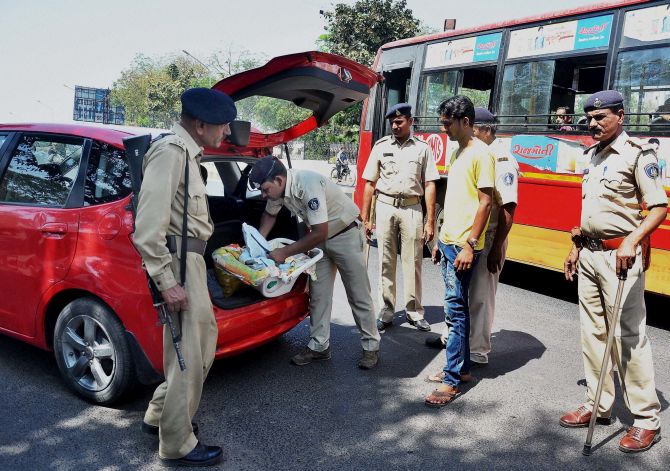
[[438, 241, 480, 387]]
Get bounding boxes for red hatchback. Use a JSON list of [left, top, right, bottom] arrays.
[[0, 52, 378, 404]]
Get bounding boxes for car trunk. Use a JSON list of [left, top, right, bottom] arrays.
[[203, 159, 302, 310]]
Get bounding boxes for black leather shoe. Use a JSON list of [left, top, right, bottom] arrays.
[[425, 336, 446, 349], [377, 319, 392, 331], [141, 421, 199, 437], [406, 315, 431, 332], [160, 442, 223, 467]]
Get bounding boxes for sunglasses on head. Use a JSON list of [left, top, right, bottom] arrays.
[[250, 159, 277, 190]]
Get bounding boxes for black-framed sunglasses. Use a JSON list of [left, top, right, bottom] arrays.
[[249, 158, 277, 190]]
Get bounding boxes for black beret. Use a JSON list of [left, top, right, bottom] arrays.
[[474, 107, 496, 124], [249, 156, 282, 187], [583, 90, 624, 112], [180, 88, 237, 124], [385, 103, 412, 119]]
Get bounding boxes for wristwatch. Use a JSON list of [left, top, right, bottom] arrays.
[[467, 238, 478, 250]]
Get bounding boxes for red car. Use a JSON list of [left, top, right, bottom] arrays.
[[0, 51, 378, 404]]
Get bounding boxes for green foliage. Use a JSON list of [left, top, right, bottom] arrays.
[[313, 0, 424, 149], [320, 0, 422, 67]]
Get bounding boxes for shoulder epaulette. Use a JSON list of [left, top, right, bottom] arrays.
[[374, 136, 391, 145]]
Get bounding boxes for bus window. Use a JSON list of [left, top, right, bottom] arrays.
[[417, 70, 458, 122], [614, 46, 670, 132], [499, 61, 555, 126], [499, 55, 606, 130], [459, 66, 496, 109]]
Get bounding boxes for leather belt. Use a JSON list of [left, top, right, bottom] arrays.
[[330, 220, 359, 240], [375, 192, 420, 208], [166, 235, 207, 256], [581, 235, 625, 252]]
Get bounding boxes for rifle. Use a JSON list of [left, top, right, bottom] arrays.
[[124, 134, 186, 371]]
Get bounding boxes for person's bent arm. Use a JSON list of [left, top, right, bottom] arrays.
[[454, 187, 492, 272], [259, 211, 278, 239], [487, 202, 516, 273], [617, 205, 667, 275], [423, 181, 436, 243], [268, 222, 328, 264], [361, 181, 376, 239]]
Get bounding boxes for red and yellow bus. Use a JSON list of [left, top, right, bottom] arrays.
[[354, 0, 670, 296]]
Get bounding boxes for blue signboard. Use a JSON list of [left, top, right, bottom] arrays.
[[510, 135, 560, 171], [474, 32, 502, 62], [574, 14, 613, 50]]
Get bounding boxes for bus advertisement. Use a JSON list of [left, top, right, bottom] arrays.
[[355, 0, 670, 296]]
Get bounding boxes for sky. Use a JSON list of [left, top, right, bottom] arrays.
[[0, 0, 602, 123]]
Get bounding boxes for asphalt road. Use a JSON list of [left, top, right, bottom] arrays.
[[1, 250, 669, 471]]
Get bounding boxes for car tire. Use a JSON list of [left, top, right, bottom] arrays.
[[53, 298, 136, 405]]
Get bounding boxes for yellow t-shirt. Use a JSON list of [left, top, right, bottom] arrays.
[[439, 138, 496, 250]]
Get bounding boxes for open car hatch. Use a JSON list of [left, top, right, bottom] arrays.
[[213, 51, 380, 149]]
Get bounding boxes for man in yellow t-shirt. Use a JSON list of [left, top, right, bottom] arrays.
[[424, 95, 495, 408]]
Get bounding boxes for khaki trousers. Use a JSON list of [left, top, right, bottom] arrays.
[[307, 224, 381, 352], [375, 201, 424, 322], [468, 233, 506, 363], [578, 247, 660, 430], [144, 252, 218, 459]]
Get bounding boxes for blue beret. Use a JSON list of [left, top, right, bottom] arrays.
[[474, 107, 496, 124], [181, 88, 237, 124], [385, 103, 412, 119], [249, 156, 284, 187], [583, 90, 624, 112]]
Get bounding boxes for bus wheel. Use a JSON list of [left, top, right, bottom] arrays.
[[426, 204, 443, 253], [53, 298, 136, 405]]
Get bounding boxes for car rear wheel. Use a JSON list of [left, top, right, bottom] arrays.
[[53, 298, 135, 405]]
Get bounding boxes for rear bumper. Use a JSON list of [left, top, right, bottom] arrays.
[[213, 280, 309, 358]]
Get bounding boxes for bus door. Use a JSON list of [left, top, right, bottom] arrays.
[[374, 63, 413, 142]]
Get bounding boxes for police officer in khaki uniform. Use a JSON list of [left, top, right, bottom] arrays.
[[425, 108, 519, 368], [135, 88, 236, 467], [361, 103, 440, 332], [561, 90, 667, 453], [249, 157, 381, 369]]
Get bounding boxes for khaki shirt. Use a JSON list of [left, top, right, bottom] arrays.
[[487, 138, 520, 234], [265, 169, 359, 238], [362, 134, 440, 196], [134, 123, 214, 291], [580, 131, 668, 238]]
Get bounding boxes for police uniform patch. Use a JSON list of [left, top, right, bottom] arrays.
[[308, 198, 320, 211], [502, 172, 514, 186], [644, 163, 660, 179]]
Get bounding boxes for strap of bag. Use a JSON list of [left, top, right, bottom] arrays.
[[180, 156, 189, 286]]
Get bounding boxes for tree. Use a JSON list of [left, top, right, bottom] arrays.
[[320, 0, 424, 67], [310, 0, 430, 154]]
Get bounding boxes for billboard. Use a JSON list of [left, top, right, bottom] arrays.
[[425, 32, 503, 69], [73, 86, 124, 125]]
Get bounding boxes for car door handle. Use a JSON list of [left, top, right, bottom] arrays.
[[40, 223, 68, 235]]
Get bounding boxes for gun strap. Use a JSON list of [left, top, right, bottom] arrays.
[[180, 155, 189, 287]]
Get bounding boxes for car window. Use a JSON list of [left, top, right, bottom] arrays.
[[0, 135, 84, 207], [0, 134, 7, 149], [84, 141, 132, 206], [202, 162, 225, 196]]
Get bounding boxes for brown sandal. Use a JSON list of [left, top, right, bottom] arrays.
[[426, 371, 475, 384], [424, 387, 461, 408]]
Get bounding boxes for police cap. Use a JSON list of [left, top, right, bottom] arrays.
[[181, 88, 237, 124], [385, 103, 412, 119], [248, 156, 283, 189], [583, 90, 625, 113], [474, 107, 496, 124]]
